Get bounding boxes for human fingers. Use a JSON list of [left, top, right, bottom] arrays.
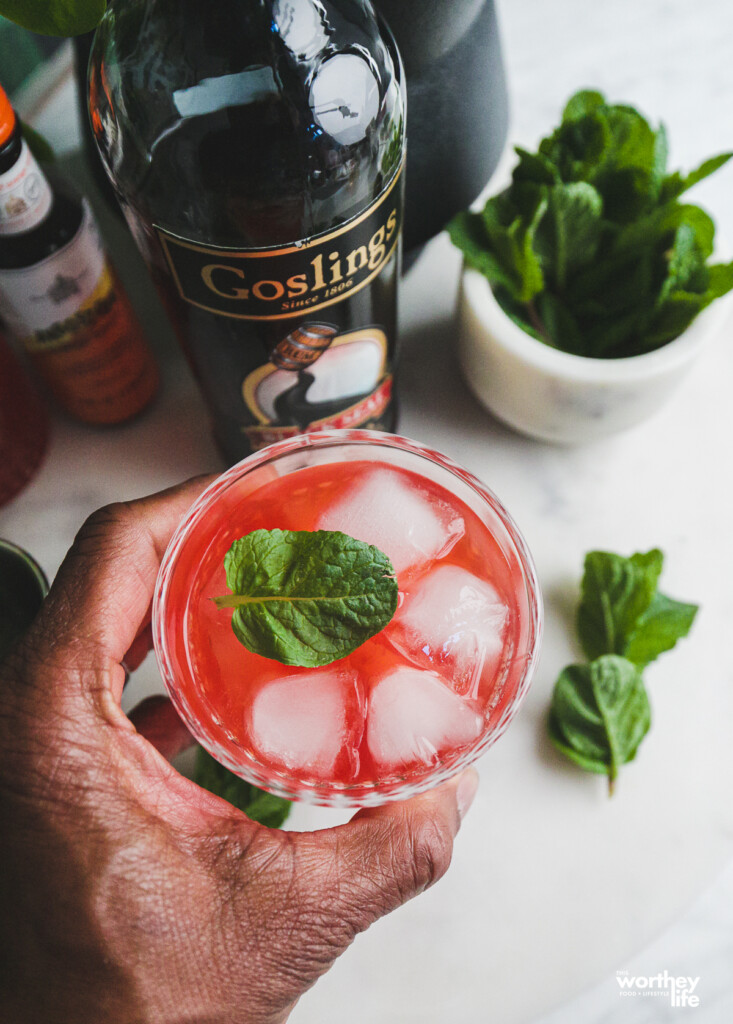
[[299, 769, 479, 939], [20, 475, 214, 715]]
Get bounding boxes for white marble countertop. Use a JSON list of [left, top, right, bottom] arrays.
[[3, 0, 733, 1021]]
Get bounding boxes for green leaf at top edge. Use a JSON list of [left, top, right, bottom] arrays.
[[194, 747, 291, 828], [216, 529, 398, 668], [0, 0, 106, 36], [548, 655, 651, 793]]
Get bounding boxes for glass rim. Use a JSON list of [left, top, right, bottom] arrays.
[[153, 429, 543, 807]]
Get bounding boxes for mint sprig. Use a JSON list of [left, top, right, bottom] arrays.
[[215, 529, 398, 668], [548, 656, 651, 794], [449, 89, 733, 359], [549, 548, 698, 793], [194, 747, 291, 828]]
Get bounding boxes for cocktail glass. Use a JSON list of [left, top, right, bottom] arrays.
[[153, 430, 542, 807]]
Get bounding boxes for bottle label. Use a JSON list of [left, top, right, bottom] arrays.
[[240, 325, 392, 451], [154, 161, 404, 322], [0, 139, 53, 235], [0, 200, 105, 338], [0, 200, 158, 424]]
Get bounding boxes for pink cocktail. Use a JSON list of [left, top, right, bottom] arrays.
[[154, 431, 542, 806]]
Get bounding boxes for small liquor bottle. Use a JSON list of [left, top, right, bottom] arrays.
[[0, 85, 159, 426], [89, 0, 405, 462]]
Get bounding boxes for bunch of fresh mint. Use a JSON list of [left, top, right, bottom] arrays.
[[548, 548, 698, 793], [450, 90, 733, 359]]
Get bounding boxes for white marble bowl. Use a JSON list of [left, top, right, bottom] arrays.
[[457, 267, 730, 444]]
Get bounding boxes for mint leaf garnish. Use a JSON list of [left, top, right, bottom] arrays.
[[214, 529, 398, 668], [449, 89, 733, 358], [548, 656, 651, 795], [194, 747, 291, 828]]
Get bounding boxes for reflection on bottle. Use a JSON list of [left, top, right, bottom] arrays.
[[310, 54, 380, 145], [272, 0, 331, 61]]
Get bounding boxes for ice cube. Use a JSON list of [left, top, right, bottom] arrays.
[[388, 564, 508, 698], [317, 466, 464, 576], [248, 668, 363, 781], [366, 667, 484, 770]]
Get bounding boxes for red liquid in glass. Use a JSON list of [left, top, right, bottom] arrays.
[[164, 460, 530, 794]]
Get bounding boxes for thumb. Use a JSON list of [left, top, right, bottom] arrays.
[[306, 768, 479, 937]]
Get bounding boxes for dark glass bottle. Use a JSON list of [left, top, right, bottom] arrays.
[[90, 0, 406, 463]]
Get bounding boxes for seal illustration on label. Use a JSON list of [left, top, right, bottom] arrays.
[[242, 323, 391, 450]]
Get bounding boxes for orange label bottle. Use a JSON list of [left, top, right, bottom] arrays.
[[0, 84, 158, 425]]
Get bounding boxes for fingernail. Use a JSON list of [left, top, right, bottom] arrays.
[[456, 768, 479, 822]]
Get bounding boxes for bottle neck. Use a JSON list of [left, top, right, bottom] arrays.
[[0, 133, 54, 237]]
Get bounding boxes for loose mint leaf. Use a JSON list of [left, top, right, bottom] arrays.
[[577, 549, 663, 661], [548, 545, 697, 794], [194, 747, 291, 828], [0, 0, 106, 35], [215, 529, 398, 668], [624, 592, 698, 669], [549, 655, 651, 792], [661, 152, 733, 202]]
